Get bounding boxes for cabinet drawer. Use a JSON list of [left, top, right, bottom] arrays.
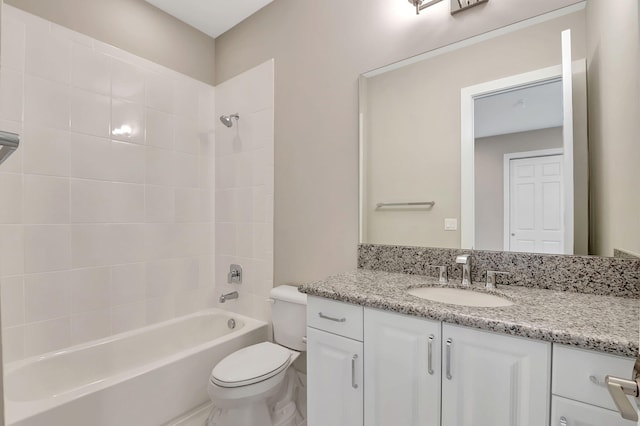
[[552, 345, 636, 411], [551, 395, 635, 426], [307, 296, 363, 341]]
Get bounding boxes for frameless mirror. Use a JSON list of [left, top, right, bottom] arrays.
[[358, 3, 625, 256]]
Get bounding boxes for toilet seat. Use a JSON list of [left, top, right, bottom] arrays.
[[211, 342, 292, 388]]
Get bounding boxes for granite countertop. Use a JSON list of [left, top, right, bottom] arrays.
[[299, 269, 640, 358]]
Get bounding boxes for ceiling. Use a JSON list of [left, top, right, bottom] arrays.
[[474, 80, 564, 139], [145, 0, 273, 38]]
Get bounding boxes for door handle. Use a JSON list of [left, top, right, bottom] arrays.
[[445, 338, 453, 380], [605, 356, 640, 421], [427, 334, 434, 375], [352, 354, 359, 389]]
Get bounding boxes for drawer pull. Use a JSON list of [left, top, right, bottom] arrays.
[[559, 416, 567, 426], [352, 354, 359, 389], [446, 338, 453, 380], [427, 334, 435, 375], [318, 312, 346, 322]]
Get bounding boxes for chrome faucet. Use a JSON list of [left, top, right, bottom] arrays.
[[219, 291, 239, 303], [455, 254, 472, 287]]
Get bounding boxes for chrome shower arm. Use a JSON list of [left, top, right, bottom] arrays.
[[0, 131, 19, 166]]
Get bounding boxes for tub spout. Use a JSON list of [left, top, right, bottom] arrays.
[[219, 291, 239, 303]]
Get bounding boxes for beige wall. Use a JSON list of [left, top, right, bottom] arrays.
[[4, 0, 215, 84], [215, 0, 584, 285], [475, 128, 563, 251], [361, 12, 586, 249], [587, 0, 640, 256]]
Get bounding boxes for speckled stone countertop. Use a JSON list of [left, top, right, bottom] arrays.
[[299, 269, 640, 358]]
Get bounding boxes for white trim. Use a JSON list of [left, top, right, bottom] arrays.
[[362, 2, 586, 77], [460, 65, 563, 249], [358, 111, 365, 243], [502, 149, 564, 251], [561, 29, 575, 255]]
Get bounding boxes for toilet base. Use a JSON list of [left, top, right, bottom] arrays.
[[207, 369, 305, 426]]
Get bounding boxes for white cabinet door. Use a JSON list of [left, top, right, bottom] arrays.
[[307, 327, 363, 426], [551, 395, 635, 426], [364, 308, 441, 426], [441, 324, 551, 426]]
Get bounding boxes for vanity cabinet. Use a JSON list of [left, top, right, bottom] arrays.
[[551, 345, 637, 425], [307, 297, 364, 426], [364, 308, 441, 425], [362, 308, 551, 426], [441, 323, 551, 426]]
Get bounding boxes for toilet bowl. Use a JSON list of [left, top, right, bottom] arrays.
[[206, 285, 307, 426]]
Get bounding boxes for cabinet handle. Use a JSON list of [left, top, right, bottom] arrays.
[[427, 334, 435, 375], [352, 354, 359, 389], [318, 312, 346, 322], [559, 416, 567, 426], [445, 338, 453, 380]]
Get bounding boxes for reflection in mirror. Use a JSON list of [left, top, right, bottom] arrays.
[[359, 3, 605, 255]]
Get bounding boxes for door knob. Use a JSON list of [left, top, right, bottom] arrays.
[[605, 356, 640, 421]]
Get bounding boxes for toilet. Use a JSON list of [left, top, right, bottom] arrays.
[[207, 285, 307, 426]]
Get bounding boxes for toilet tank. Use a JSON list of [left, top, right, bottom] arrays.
[[270, 285, 307, 351]]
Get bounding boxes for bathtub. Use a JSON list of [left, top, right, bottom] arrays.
[[4, 309, 268, 426]]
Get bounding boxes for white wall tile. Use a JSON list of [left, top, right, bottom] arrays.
[[70, 224, 111, 268], [175, 187, 201, 223], [110, 140, 145, 184], [145, 108, 174, 149], [0, 225, 24, 276], [145, 185, 175, 223], [145, 147, 175, 186], [1, 6, 217, 360], [70, 179, 112, 223], [174, 152, 199, 188], [24, 175, 69, 224], [0, 173, 23, 223], [112, 99, 145, 144], [146, 73, 173, 113], [111, 183, 145, 223], [23, 126, 70, 177], [23, 271, 70, 322], [215, 223, 235, 257], [111, 59, 145, 103], [0, 67, 23, 122], [109, 224, 146, 265], [111, 302, 145, 334], [233, 187, 254, 223], [1, 276, 24, 327], [111, 263, 146, 306], [24, 225, 70, 273], [69, 89, 110, 137], [69, 133, 112, 180], [2, 326, 24, 363], [71, 43, 110, 95], [70, 267, 111, 313], [24, 21, 70, 84], [24, 76, 69, 129], [1, 13, 26, 71], [71, 309, 110, 344]]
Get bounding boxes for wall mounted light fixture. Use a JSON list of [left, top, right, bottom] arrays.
[[408, 0, 444, 15], [450, 0, 489, 15]]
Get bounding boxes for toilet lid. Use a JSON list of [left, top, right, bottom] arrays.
[[210, 342, 292, 388]]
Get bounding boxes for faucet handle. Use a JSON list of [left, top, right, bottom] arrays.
[[486, 271, 509, 289], [455, 254, 471, 264], [430, 265, 449, 284]]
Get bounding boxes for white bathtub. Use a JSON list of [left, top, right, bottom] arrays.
[[4, 309, 268, 426]]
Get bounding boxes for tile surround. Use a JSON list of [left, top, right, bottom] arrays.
[[358, 244, 640, 298], [214, 60, 275, 326], [0, 5, 217, 362]]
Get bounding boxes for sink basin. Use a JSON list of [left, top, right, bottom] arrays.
[[407, 287, 513, 307]]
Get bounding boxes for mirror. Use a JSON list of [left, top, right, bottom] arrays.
[[358, 2, 629, 257]]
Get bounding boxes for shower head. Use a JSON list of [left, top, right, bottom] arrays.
[[220, 113, 240, 128], [0, 131, 19, 166]]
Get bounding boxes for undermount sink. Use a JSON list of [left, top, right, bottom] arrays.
[[407, 287, 514, 307]]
